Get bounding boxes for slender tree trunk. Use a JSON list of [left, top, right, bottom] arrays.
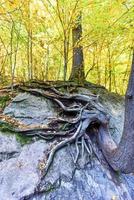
[[96, 57, 101, 85], [26, 0, 33, 81], [10, 21, 21, 91], [98, 51, 134, 173], [30, 30, 33, 80], [69, 13, 85, 84], [56, 0, 70, 82], [57, 49, 62, 80], [113, 65, 117, 93], [123, 48, 133, 88], [63, 30, 70, 81], [104, 65, 107, 88], [10, 23, 14, 92], [27, 30, 33, 80], [45, 44, 50, 81], [108, 46, 112, 92], [27, 31, 30, 80], [63, 34, 67, 81]]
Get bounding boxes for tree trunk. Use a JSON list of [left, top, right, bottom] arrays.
[[69, 13, 85, 84], [10, 23, 14, 92], [63, 34, 68, 82], [45, 44, 50, 81], [30, 30, 33, 80], [98, 52, 134, 173]]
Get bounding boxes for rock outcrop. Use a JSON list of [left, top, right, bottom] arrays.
[[0, 89, 133, 200]]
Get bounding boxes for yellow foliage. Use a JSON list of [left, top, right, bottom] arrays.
[[0, 0, 134, 94]]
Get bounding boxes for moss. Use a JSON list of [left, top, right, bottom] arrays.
[[114, 170, 122, 183], [0, 95, 11, 109], [0, 121, 33, 145], [15, 133, 33, 145], [0, 120, 14, 132], [83, 83, 124, 105]]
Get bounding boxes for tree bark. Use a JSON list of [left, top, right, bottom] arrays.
[[98, 52, 134, 173], [69, 13, 85, 84]]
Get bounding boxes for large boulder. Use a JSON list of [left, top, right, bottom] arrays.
[[0, 141, 49, 200], [0, 90, 133, 200], [4, 92, 58, 125], [0, 133, 21, 162]]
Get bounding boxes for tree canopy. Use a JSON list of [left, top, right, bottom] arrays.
[[0, 0, 134, 94]]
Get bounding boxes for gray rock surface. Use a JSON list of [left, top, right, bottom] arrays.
[[0, 141, 49, 200], [0, 133, 21, 162], [0, 91, 133, 200], [4, 92, 58, 125]]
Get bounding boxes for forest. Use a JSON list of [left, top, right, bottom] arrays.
[[0, 1, 134, 200], [0, 0, 134, 93]]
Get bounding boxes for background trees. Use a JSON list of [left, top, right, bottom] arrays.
[[0, 0, 134, 94]]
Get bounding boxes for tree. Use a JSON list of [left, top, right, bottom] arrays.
[[56, 0, 70, 81], [69, 12, 85, 84], [98, 51, 134, 173]]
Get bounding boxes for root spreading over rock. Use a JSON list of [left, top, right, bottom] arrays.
[[0, 83, 110, 178]]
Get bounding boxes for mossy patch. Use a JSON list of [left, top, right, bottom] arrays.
[[0, 95, 11, 109], [0, 120, 14, 132], [15, 133, 33, 145], [83, 83, 124, 105], [0, 121, 33, 145]]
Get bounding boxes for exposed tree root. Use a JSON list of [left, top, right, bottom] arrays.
[[0, 83, 110, 177]]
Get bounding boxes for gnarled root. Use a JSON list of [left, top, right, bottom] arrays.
[[0, 83, 110, 177]]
